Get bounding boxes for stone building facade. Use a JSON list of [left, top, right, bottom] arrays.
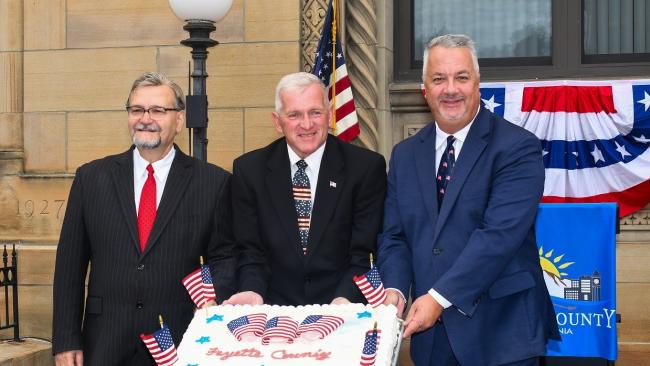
[[0, 0, 648, 363]]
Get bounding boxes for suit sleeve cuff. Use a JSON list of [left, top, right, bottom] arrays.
[[428, 288, 452, 309]]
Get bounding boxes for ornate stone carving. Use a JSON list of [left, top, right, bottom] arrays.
[[405, 124, 425, 139], [300, 0, 328, 73], [300, 0, 380, 151], [621, 208, 650, 229]]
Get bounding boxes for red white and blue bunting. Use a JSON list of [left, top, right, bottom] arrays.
[[479, 80, 650, 217]]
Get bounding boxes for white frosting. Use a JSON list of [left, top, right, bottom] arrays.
[[177, 303, 402, 366]]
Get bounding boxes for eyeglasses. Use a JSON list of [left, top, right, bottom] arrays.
[[126, 106, 180, 119]]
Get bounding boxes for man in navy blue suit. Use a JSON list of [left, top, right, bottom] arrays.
[[377, 34, 560, 366]]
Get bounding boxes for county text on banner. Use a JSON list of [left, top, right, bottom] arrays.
[[536, 203, 617, 359]]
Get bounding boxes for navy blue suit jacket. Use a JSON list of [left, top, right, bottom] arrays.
[[377, 108, 560, 365]]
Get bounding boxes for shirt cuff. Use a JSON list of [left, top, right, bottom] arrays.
[[428, 288, 452, 309]]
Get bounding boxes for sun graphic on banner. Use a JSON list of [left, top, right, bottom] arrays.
[[539, 246, 575, 297]]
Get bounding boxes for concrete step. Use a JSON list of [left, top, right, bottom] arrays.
[[0, 339, 53, 366]]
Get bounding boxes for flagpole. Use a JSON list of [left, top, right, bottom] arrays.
[[199, 255, 209, 316], [330, 0, 338, 134], [159, 314, 164, 329]]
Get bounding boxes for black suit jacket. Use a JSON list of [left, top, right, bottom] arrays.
[[52, 146, 236, 365], [232, 135, 386, 305]]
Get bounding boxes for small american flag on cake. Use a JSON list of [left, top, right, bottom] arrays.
[[297, 315, 344, 339], [261, 316, 299, 345], [354, 266, 387, 307], [227, 313, 267, 341]]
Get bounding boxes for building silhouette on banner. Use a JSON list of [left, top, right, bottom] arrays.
[[563, 270, 601, 302]]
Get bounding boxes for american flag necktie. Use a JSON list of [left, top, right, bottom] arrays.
[[436, 135, 456, 207], [138, 164, 156, 252], [292, 160, 312, 255]]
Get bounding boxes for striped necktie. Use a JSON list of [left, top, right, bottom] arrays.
[[292, 160, 312, 255]]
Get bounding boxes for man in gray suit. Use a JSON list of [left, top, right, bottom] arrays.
[[52, 72, 236, 365]]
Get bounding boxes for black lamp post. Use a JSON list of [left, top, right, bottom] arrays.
[[168, 0, 233, 162]]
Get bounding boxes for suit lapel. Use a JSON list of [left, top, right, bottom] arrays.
[[414, 124, 440, 224], [434, 108, 491, 238], [308, 136, 344, 256], [111, 147, 140, 254], [265, 141, 303, 258], [143, 147, 193, 257]]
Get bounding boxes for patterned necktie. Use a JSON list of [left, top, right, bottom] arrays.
[[437, 135, 456, 207], [292, 160, 312, 255], [138, 164, 157, 252]]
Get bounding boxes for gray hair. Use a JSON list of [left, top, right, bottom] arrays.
[[275, 72, 329, 112], [125, 71, 185, 110], [422, 34, 480, 80]]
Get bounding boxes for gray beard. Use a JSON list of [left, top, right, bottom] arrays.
[[133, 136, 161, 149]]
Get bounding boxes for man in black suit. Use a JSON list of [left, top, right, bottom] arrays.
[[52, 72, 236, 365], [224, 72, 386, 306]]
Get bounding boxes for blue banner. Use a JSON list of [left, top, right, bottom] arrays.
[[536, 203, 617, 360]]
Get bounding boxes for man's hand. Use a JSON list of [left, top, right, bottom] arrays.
[[200, 299, 217, 309], [383, 289, 406, 318], [55, 350, 83, 366], [402, 294, 443, 338], [330, 297, 350, 305], [222, 291, 263, 305], [193, 299, 218, 313]]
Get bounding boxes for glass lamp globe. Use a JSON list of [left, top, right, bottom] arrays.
[[168, 0, 233, 22]]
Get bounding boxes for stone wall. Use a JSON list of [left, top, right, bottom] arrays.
[[0, 0, 300, 341]]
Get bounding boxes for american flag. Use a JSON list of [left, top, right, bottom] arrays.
[[181, 264, 216, 308], [359, 329, 380, 366], [311, 0, 360, 142], [353, 266, 387, 307], [261, 316, 299, 345], [227, 313, 267, 341], [139, 324, 178, 366], [478, 80, 650, 217], [297, 315, 344, 339]]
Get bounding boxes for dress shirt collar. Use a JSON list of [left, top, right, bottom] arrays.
[[287, 141, 326, 173], [434, 106, 479, 150], [133, 146, 176, 182]]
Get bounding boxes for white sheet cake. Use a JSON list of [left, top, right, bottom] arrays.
[[177, 303, 403, 366]]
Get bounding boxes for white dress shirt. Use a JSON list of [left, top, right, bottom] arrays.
[[133, 147, 175, 214], [287, 142, 326, 215], [428, 117, 474, 309]]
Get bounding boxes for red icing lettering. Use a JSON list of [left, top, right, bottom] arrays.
[[205, 347, 263, 360], [271, 349, 331, 361]]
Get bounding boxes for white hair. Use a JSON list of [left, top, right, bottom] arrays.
[[274, 72, 329, 112]]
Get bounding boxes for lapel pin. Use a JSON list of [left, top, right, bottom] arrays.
[[329, 181, 337, 188]]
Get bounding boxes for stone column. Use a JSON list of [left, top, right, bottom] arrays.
[[344, 0, 379, 151], [0, 0, 24, 175]]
